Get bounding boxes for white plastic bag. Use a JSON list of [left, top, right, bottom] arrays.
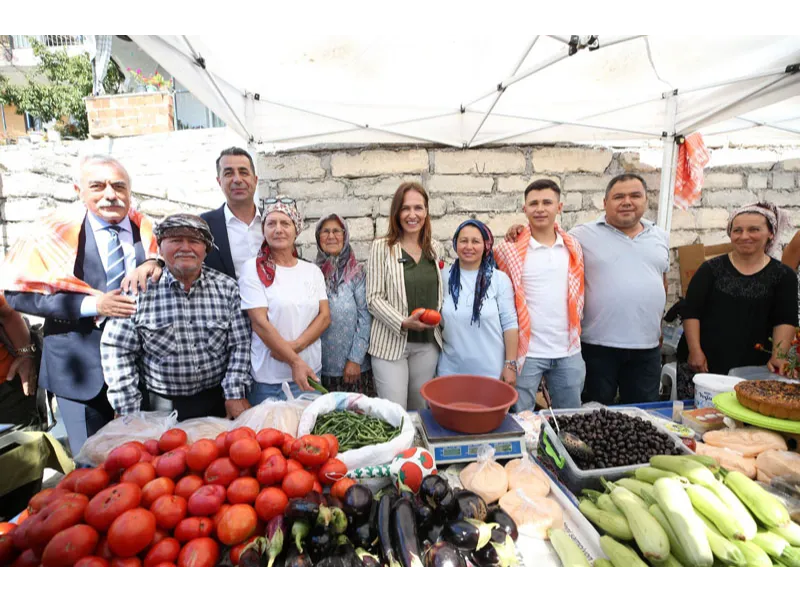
[[233, 399, 308, 436], [296, 392, 414, 470], [76, 410, 178, 466], [179, 416, 232, 443]]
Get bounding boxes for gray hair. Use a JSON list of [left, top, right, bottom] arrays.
[[74, 154, 132, 186]]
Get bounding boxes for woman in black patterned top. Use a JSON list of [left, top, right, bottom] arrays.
[[676, 202, 799, 398]]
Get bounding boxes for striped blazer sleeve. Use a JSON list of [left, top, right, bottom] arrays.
[[366, 238, 406, 337]]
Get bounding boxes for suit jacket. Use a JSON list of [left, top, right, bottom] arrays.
[[5, 215, 148, 401], [201, 205, 237, 279]]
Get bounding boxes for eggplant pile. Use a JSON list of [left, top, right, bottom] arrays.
[[235, 477, 520, 567]]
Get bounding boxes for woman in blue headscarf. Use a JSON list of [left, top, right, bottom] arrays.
[[437, 219, 519, 384]]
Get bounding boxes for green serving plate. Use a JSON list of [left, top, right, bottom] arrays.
[[713, 391, 800, 434]]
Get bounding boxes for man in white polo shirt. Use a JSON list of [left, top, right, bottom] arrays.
[[495, 180, 586, 411], [569, 173, 669, 405]]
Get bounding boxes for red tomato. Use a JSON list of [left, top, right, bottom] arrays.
[[150, 495, 188, 530], [28, 488, 69, 514], [330, 477, 356, 500], [41, 524, 99, 567], [188, 484, 225, 516], [259, 447, 283, 465], [318, 458, 348, 486], [229, 535, 259, 566], [15, 508, 30, 524], [147, 528, 170, 551], [141, 477, 175, 509], [174, 517, 214, 542], [56, 467, 92, 491], [312, 480, 322, 494], [12, 548, 40, 567], [291, 435, 330, 467], [27, 492, 89, 550], [281, 434, 296, 457], [144, 439, 160, 456], [411, 307, 442, 326], [215, 504, 258, 546], [186, 439, 219, 472], [285, 458, 303, 474], [256, 428, 284, 449], [74, 556, 109, 567], [11, 514, 36, 550], [155, 449, 188, 480], [227, 477, 260, 505], [0, 534, 18, 566], [95, 536, 113, 560], [138, 451, 154, 464], [104, 444, 142, 473], [321, 434, 339, 458], [225, 427, 256, 452], [111, 556, 142, 567], [178, 537, 219, 567], [281, 469, 316, 499], [256, 454, 287, 487], [107, 508, 156, 558], [155, 561, 176, 566], [204, 457, 239, 487], [121, 461, 156, 488], [212, 504, 231, 531], [158, 428, 188, 453], [254, 487, 288, 522], [0, 522, 15, 535], [174, 474, 204, 500], [215, 432, 228, 456], [229, 438, 262, 468], [73, 468, 110, 497], [143, 537, 181, 567], [84, 482, 142, 533]]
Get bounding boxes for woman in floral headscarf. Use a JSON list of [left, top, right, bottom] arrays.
[[437, 219, 519, 383], [315, 214, 375, 395], [676, 201, 798, 397], [238, 199, 330, 403]]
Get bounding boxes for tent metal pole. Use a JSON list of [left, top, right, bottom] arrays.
[[675, 67, 791, 96], [657, 94, 679, 234], [547, 35, 570, 45], [738, 118, 800, 136]]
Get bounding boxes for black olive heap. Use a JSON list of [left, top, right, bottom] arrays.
[[547, 409, 682, 470]]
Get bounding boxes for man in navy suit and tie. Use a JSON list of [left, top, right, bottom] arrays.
[[3, 155, 156, 456]]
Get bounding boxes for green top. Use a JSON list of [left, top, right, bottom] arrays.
[[403, 249, 439, 345]]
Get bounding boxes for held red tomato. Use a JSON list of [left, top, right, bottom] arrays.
[[187, 484, 226, 516], [41, 524, 99, 567], [155, 449, 188, 479], [256, 428, 284, 449], [72, 468, 110, 498], [281, 469, 316, 499], [150, 495, 188, 530], [158, 428, 188, 453], [318, 458, 348, 486], [411, 307, 442, 326], [27, 492, 89, 550], [107, 508, 156, 558], [177, 537, 219, 567], [291, 435, 330, 467], [229, 438, 262, 468], [110, 556, 142, 567], [321, 434, 339, 458], [174, 517, 214, 542], [175, 474, 205, 500], [74, 556, 109, 567], [121, 461, 157, 488], [140, 477, 176, 509], [186, 439, 220, 472], [215, 504, 258, 546], [256, 454, 287, 486], [143, 537, 181, 567], [204, 457, 239, 487], [84, 482, 142, 533], [227, 477, 260, 505]]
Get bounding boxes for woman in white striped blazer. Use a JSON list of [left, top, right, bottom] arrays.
[[366, 182, 446, 410]]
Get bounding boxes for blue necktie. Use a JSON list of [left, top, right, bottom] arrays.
[[106, 225, 126, 291]]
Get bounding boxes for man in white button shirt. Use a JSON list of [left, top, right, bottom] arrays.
[[494, 180, 586, 411]]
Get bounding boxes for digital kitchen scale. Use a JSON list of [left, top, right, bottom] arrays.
[[416, 409, 526, 464]]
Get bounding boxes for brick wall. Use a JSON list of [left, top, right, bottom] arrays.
[[85, 93, 174, 138]]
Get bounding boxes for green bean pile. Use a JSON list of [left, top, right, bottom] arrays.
[[312, 411, 403, 452]]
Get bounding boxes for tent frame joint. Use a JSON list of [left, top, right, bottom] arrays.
[[787, 63, 800, 74], [194, 56, 206, 70]]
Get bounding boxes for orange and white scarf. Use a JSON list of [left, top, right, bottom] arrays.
[[494, 223, 584, 366], [0, 204, 158, 296]]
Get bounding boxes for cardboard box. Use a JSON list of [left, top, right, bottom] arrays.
[[677, 242, 733, 296]]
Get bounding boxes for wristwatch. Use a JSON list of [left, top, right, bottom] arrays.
[[504, 360, 518, 373], [13, 343, 37, 357]]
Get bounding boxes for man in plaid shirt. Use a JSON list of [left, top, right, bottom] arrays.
[[101, 214, 251, 420]]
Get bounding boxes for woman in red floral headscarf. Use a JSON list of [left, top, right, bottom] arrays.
[[238, 199, 330, 404]]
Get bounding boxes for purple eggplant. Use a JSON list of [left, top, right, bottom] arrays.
[[304, 490, 327, 506], [424, 541, 467, 567], [486, 506, 518, 541], [377, 493, 401, 567], [308, 525, 334, 564], [343, 484, 373, 522], [285, 499, 320, 523], [442, 519, 495, 552], [471, 528, 519, 567], [325, 494, 344, 510], [454, 490, 488, 521], [392, 497, 423, 567], [356, 548, 382, 567], [419, 474, 450, 509], [265, 515, 287, 567], [291, 520, 311, 553], [284, 546, 314, 567]]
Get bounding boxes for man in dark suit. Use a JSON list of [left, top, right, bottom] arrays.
[[4, 155, 156, 456]]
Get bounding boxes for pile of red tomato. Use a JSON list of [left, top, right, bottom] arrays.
[[0, 428, 352, 567]]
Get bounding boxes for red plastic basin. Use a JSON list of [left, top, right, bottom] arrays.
[[420, 375, 518, 434]]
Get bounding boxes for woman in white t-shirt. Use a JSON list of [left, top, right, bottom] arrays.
[[238, 199, 330, 403]]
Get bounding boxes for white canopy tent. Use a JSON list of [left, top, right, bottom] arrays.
[[130, 35, 800, 233]]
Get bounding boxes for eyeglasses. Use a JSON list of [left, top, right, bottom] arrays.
[[320, 228, 344, 237], [264, 198, 296, 207]]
